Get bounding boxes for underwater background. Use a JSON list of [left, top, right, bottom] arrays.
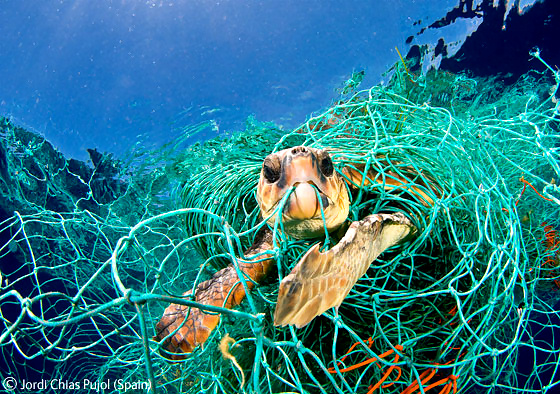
[[1, 1, 560, 393]]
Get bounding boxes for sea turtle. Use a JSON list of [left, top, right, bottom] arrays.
[[155, 145, 434, 359]]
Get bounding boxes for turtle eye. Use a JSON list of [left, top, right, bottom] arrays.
[[263, 156, 281, 183], [319, 154, 334, 177]]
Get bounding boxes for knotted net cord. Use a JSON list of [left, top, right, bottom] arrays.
[[1, 54, 559, 393]]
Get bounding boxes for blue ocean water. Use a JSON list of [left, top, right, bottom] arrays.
[[1, 1, 559, 393], [0, 0, 489, 161]]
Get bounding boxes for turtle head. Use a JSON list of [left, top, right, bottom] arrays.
[[256, 146, 350, 239]]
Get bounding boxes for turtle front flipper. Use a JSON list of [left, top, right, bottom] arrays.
[[274, 213, 415, 327], [155, 227, 274, 360]]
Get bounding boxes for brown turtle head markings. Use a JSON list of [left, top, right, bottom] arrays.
[[256, 146, 350, 239]]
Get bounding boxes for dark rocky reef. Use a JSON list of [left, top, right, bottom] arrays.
[[407, 0, 559, 81], [0, 117, 127, 220]]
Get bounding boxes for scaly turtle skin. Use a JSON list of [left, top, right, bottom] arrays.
[[154, 146, 427, 359]]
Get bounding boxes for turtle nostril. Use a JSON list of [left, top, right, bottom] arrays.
[[291, 146, 308, 155]]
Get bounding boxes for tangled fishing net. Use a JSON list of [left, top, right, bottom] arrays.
[[1, 50, 559, 394]]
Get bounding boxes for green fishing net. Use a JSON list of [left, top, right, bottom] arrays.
[[1, 51, 559, 394]]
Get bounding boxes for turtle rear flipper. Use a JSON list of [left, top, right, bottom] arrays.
[[274, 213, 415, 328]]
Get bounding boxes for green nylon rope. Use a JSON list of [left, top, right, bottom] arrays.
[[1, 54, 560, 393]]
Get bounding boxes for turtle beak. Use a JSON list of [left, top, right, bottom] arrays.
[[283, 182, 330, 220]]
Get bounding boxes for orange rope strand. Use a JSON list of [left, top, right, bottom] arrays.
[[330, 345, 403, 374], [519, 176, 554, 202], [425, 376, 453, 392], [329, 342, 404, 393], [327, 337, 373, 373], [327, 337, 374, 373], [366, 348, 402, 393], [401, 369, 459, 394], [504, 176, 553, 213], [439, 382, 452, 394], [402, 369, 436, 394]]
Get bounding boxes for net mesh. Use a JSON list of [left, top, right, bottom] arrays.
[[1, 52, 560, 394]]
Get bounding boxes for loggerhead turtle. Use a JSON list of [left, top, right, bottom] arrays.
[[155, 145, 433, 359]]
